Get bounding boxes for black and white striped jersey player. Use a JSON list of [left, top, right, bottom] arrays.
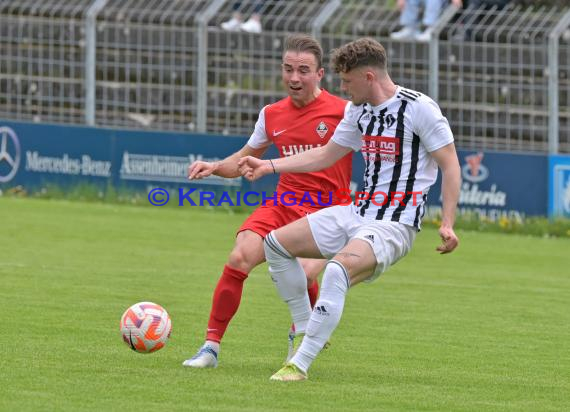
[[238, 37, 461, 381]]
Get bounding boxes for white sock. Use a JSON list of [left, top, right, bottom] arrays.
[[291, 260, 349, 373], [264, 231, 312, 334]]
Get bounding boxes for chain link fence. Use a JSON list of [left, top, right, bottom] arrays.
[[92, 0, 211, 130], [0, 0, 87, 124], [1, 0, 569, 153], [439, 3, 570, 153]]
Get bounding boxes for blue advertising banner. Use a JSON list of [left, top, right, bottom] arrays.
[[548, 155, 570, 218], [0, 123, 115, 187], [0, 121, 549, 218], [0, 121, 278, 195], [426, 150, 548, 220]]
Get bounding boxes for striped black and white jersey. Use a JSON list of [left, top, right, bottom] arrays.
[[332, 86, 454, 229]]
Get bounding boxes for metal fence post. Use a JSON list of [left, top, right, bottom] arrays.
[[311, 0, 341, 41], [196, 0, 226, 133], [547, 10, 570, 155], [428, 5, 459, 101], [85, 0, 108, 126]]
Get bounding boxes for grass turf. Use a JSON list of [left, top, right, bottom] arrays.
[[0, 197, 568, 411]]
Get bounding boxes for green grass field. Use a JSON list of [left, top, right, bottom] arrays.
[[1, 197, 569, 411]]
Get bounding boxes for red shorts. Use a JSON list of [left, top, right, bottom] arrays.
[[238, 203, 320, 238]]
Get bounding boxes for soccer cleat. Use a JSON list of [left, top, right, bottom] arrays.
[[270, 363, 307, 381], [182, 344, 218, 368]]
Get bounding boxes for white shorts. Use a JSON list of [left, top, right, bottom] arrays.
[[307, 204, 417, 281]]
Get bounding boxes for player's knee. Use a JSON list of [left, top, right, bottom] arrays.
[[334, 250, 375, 279], [306, 270, 320, 283], [263, 231, 293, 261], [302, 260, 325, 282], [228, 245, 262, 272], [332, 255, 375, 285]]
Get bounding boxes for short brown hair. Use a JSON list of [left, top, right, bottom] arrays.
[[331, 38, 387, 73], [283, 34, 323, 69]]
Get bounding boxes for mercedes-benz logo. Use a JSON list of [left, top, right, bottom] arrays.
[[0, 126, 21, 183]]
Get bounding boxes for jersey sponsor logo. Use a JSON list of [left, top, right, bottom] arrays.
[[361, 135, 400, 162], [281, 144, 321, 157], [362, 135, 399, 154], [316, 121, 328, 138], [273, 129, 287, 137]]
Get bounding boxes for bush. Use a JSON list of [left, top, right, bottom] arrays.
[[422, 212, 570, 238]]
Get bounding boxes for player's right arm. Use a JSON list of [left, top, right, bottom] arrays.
[[188, 144, 267, 180]]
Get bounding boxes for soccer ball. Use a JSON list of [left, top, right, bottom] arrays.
[[120, 302, 172, 353]]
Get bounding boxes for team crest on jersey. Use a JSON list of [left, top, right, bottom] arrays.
[[385, 114, 396, 128], [316, 121, 328, 138]]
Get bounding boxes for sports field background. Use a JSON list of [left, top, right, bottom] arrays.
[[1, 197, 568, 411]]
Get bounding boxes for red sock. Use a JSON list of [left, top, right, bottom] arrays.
[[206, 265, 249, 343], [307, 280, 319, 308]]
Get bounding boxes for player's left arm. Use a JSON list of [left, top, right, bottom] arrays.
[[430, 143, 461, 254]]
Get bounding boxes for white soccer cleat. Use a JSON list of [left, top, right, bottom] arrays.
[[182, 344, 218, 368]]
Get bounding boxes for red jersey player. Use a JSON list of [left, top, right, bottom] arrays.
[[183, 34, 352, 368]]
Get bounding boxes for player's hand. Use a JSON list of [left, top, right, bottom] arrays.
[[436, 225, 459, 254], [238, 156, 272, 181], [188, 161, 216, 180]]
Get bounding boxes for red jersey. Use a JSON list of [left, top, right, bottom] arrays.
[[247, 90, 352, 207]]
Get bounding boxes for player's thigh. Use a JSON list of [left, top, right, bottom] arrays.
[[272, 216, 323, 259], [299, 258, 327, 282], [332, 239, 378, 286], [228, 230, 265, 271], [353, 221, 416, 282]]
